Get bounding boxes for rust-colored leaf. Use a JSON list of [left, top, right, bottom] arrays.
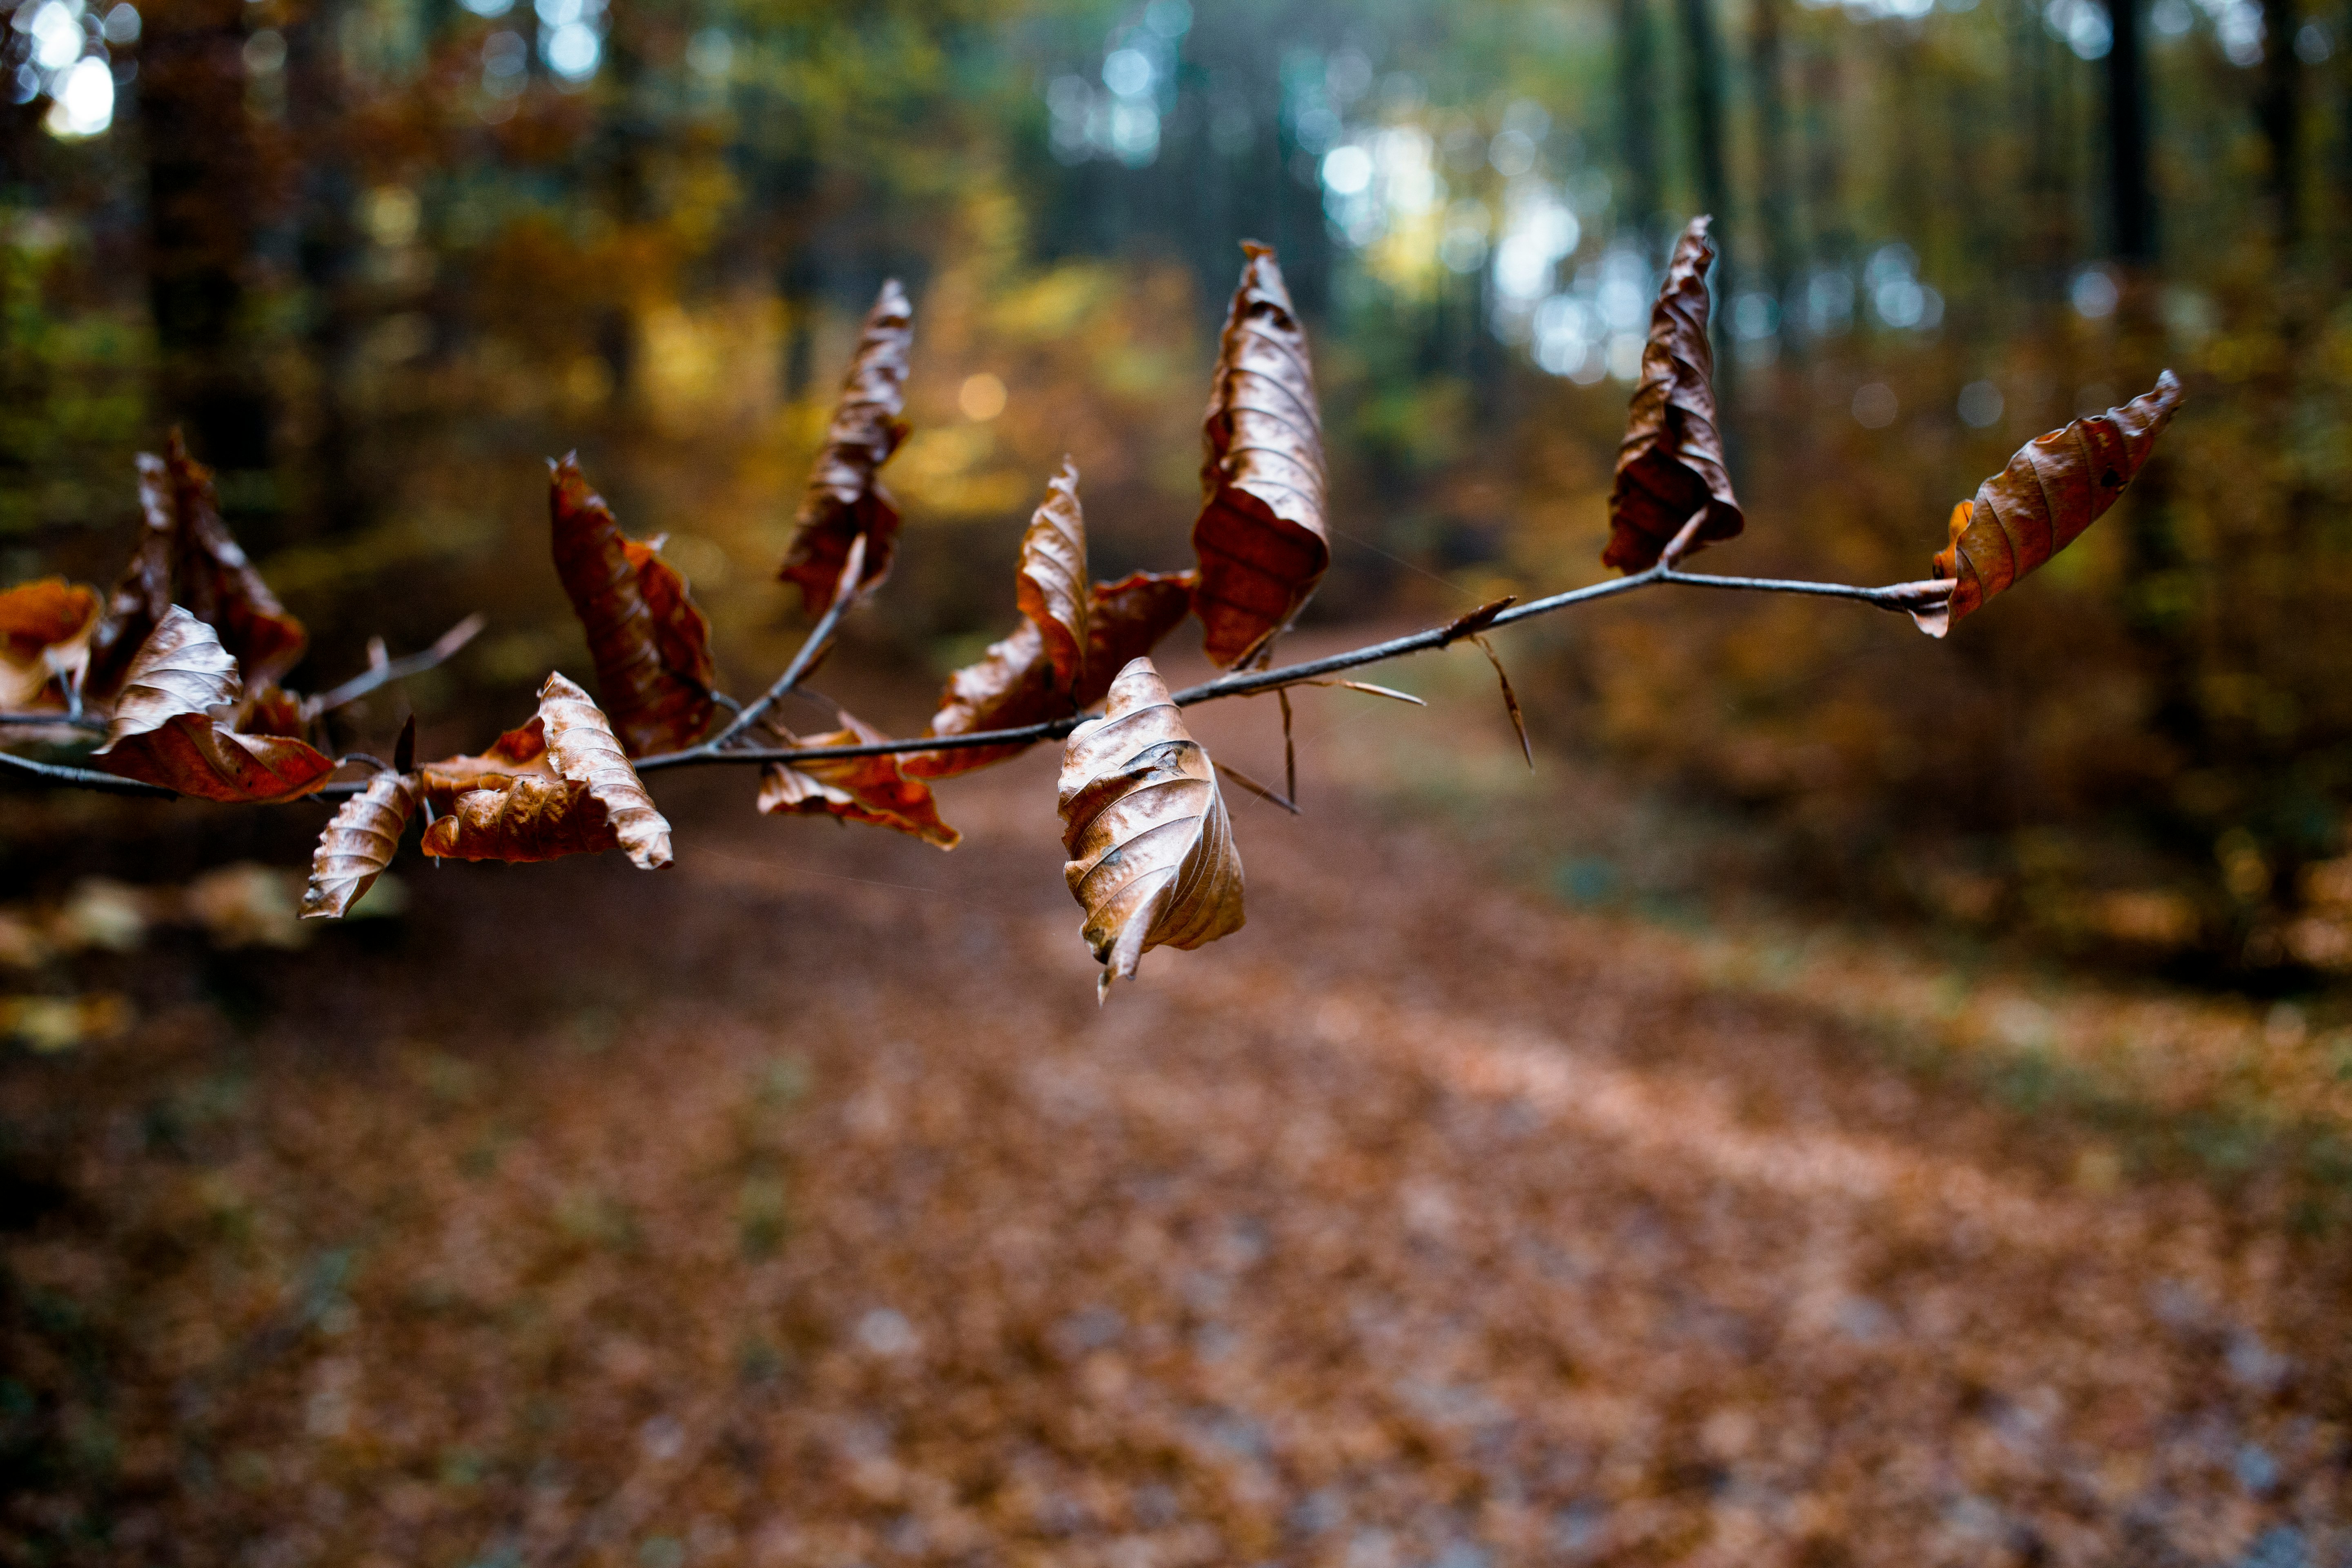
[[548, 456, 719, 755], [93, 608, 335, 803], [420, 675, 672, 868], [1604, 216, 1744, 573], [778, 280, 913, 615], [299, 769, 419, 919], [1915, 370, 2184, 638], [88, 433, 308, 697], [1017, 459, 1089, 695], [1192, 243, 1330, 668], [757, 709, 960, 849], [904, 569, 1196, 781], [0, 577, 99, 708], [1058, 658, 1246, 1000]]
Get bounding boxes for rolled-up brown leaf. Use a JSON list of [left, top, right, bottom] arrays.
[[548, 456, 719, 755], [778, 281, 913, 615], [1057, 658, 1245, 1000], [1916, 369, 2183, 637], [1603, 216, 1744, 573], [1191, 243, 1329, 668], [1018, 459, 1090, 696], [420, 675, 672, 868], [299, 770, 419, 919]]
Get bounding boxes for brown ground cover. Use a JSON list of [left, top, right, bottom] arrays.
[[4, 648, 2350, 1568]]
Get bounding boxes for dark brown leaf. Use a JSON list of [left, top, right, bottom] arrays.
[[549, 456, 719, 755], [299, 770, 419, 919], [1191, 243, 1330, 668], [1915, 370, 2184, 637], [1058, 658, 1246, 1000], [904, 569, 1196, 781], [778, 280, 913, 615], [88, 433, 308, 697], [0, 577, 99, 708], [420, 675, 672, 868], [757, 710, 960, 849], [1017, 459, 1089, 695], [93, 608, 335, 803], [1604, 216, 1744, 573]]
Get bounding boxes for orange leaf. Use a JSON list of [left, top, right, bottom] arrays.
[[1604, 216, 1744, 573], [1915, 370, 2184, 637], [299, 769, 418, 919], [92, 608, 334, 803], [1192, 243, 1330, 668], [778, 281, 913, 615], [548, 456, 719, 755], [1017, 459, 1089, 696], [904, 569, 1195, 782], [88, 433, 307, 697], [420, 675, 672, 868], [419, 717, 552, 807], [1058, 658, 1246, 1000], [757, 709, 960, 849], [0, 577, 99, 708]]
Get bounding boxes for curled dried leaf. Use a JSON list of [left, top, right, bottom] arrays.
[[1058, 658, 1246, 1000], [0, 577, 100, 708], [758, 710, 960, 849], [904, 569, 1196, 781], [1604, 217, 1744, 573], [422, 775, 611, 864], [419, 675, 672, 867], [88, 433, 307, 697], [1017, 459, 1089, 695], [549, 456, 718, 755], [233, 682, 310, 740], [1192, 243, 1330, 668], [1916, 370, 2184, 637], [419, 718, 552, 807], [779, 281, 913, 615], [93, 608, 334, 803], [299, 769, 418, 919]]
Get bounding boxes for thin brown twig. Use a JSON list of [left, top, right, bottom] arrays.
[[1214, 758, 1301, 815], [308, 613, 488, 714], [1471, 634, 1534, 769], [704, 532, 866, 751]]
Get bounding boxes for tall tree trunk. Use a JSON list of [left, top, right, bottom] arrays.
[[2258, 0, 2302, 246], [1750, 0, 1797, 309], [2106, 0, 2156, 261], [287, 0, 363, 545], [141, 0, 273, 474], [1619, 0, 1662, 244], [1679, 0, 1736, 394]]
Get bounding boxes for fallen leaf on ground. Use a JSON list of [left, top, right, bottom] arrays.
[[1604, 216, 1744, 572], [1915, 370, 2184, 637], [301, 770, 421, 919], [1192, 243, 1330, 668], [778, 281, 913, 615], [88, 433, 307, 697], [549, 456, 718, 755], [93, 608, 334, 803], [757, 710, 960, 849], [1058, 657, 1246, 1000], [0, 578, 99, 708], [422, 675, 672, 868]]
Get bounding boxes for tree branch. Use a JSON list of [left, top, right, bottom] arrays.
[[308, 613, 488, 714]]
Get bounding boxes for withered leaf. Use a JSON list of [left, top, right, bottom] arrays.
[[421, 675, 672, 868], [299, 769, 419, 919], [757, 709, 960, 849], [233, 683, 310, 741], [1915, 370, 2184, 637], [88, 433, 308, 697], [94, 608, 335, 803], [1192, 243, 1330, 668], [905, 569, 1196, 781], [1058, 658, 1246, 1000], [1604, 216, 1744, 573], [549, 456, 719, 755], [0, 577, 99, 708], [1018, 459, 1089, 695], [419, 717, 552, 807], [778, 280, 913, 615]]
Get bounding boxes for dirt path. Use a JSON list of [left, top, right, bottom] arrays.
[[4, 696, 2349, 1568]]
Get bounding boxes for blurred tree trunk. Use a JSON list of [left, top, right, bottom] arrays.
[[1678, 0, 1736, 403], [1619, 0, 1662, 242], [287, 0, 363, 543], [2106, 0, 2156, 261], [141, 0, 273, 474], [1750, 0, 1797, 313], [2258, 0, 2302, 245]]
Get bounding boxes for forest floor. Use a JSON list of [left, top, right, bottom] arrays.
[[4, 631, 2350, 1568]]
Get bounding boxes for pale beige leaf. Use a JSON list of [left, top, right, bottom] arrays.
[[1016, 459, 1089, 695], [1057, 658, 1246, 1000], [300, 770, 419, 920], [98, 605, 239, 748], [537, 673, 674, 869]]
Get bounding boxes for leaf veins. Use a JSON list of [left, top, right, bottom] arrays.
[[93, 608, 336, 803]]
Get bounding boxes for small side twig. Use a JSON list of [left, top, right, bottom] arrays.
[[309, 613, 487, 714], [705, 532, 866, 751], [1215, 758, 1301, 815]]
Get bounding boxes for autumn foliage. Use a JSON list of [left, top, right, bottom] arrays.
[[0, 228, 2181, 999]]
